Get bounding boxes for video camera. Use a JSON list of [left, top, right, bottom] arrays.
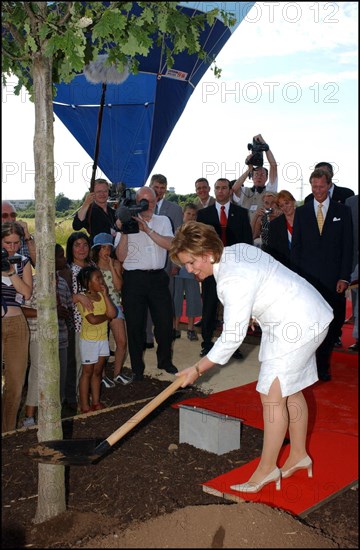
[[2, 248, 22, 272], [115, 189, 149, 234], [246, 138, 269, 168]]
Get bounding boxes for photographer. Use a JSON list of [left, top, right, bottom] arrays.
[[114, 186, 178, 380], [251, 191, 282, 248], [72, 178, 117, 244], [232, 134, 278, 219], [2, 201, 36, 266], [1, 221, 33, 432]]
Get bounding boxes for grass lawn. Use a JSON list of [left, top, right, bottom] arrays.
[[18, 217, 78, 249]]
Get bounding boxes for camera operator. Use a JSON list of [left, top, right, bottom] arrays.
[[72, 178, 117, 245], [2, 201, 36, 266], [2, 221, 33, 432], [114, 186, 178, 380], [232, 134, 278, 220]]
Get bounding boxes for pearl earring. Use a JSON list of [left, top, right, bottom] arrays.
[[210, 256, 215, 264]]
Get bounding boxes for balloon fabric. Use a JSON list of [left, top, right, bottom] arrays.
[[53, 2, 255, 189]]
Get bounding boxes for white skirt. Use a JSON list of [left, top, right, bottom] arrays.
[[256, 328, 328, 397]]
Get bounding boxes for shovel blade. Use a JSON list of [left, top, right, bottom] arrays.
[[27, 438, 108, 466]]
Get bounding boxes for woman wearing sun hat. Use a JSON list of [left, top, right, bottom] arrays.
[[91, 233, 131, 385]]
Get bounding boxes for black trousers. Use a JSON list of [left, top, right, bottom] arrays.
[[316, 289, 346, 377], [200, 275, 218, 349], [122, 269, 174, 376]]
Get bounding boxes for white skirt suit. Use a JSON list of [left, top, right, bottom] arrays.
[[207, 244, 334, 397]]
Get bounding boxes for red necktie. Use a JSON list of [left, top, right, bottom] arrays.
[[220, 205, 227, 245]]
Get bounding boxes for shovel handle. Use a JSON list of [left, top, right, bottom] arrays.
[[106, 375, 186, 447]]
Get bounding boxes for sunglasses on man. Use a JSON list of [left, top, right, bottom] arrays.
[[1, 212, 17, 219]]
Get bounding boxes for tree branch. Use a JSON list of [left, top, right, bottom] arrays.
[[58, 2, 73, 26], [2, 20, 26, 49], [23, 2, 39, 26], [2, 45, 31, 62]]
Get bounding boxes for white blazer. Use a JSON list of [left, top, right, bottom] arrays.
[[208, 244, 334, 365]]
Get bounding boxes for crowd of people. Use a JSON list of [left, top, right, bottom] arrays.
[[1, 134, 358, 493]]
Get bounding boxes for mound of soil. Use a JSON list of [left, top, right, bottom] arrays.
[[1, 372, 358, 548]]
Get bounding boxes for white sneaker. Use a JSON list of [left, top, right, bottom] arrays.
[[23, 416, 36, 428], [113, 373, 132, 385], [101, 376, 116, 388]]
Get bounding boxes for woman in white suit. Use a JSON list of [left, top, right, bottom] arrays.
[[170, 221, 333, 494]]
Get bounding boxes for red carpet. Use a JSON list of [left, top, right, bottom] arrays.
[[174, 355, 358, 437], [174, 312, 358, 516], [202, 432, 358, 517]]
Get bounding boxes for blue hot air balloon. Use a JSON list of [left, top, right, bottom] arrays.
[[53, 2, 255, 189]]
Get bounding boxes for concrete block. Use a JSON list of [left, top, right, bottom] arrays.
[[179, 405, 242, 455]]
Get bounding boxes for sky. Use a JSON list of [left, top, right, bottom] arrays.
[[1, 1, 358, 202]]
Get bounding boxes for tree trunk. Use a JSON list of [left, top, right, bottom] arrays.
[[32, 45, 66, 523]]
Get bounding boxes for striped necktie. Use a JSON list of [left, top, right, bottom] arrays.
[[317, 203, 324, 234]]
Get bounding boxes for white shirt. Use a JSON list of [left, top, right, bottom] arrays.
[[155, 198, 164, 214], [233, 176, 278, 212], [216, 201, 230, 218], [114, 214, 173, 271], [313, 196, 330, 219]]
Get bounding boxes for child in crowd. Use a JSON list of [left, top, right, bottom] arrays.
[[91, 233, 130, 385], [173, 204, 202, 341], [76, 266, 116, 413], [22, 244, 73, 427]]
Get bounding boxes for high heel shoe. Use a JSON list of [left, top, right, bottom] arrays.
[[281, 455, 313, 479], [230, 467, 281, 494]]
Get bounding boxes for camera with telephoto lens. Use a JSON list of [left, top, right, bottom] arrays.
[[246, 138, 269, 168], [1, 248, 22, 272], [115, 189, 149, 234]]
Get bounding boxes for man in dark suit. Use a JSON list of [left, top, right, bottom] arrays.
[[304, 162, 354, 204], [197, 178, 253, 357], [345, 194, 358, 339], [291, 168, 353, 381]]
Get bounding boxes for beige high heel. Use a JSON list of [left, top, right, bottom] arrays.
[[281, 455, 313, 479], [230, 467, 281, 493]]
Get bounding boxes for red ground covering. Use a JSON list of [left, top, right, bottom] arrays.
[[202, 431, 358, 516], [174, 303, 358, 516]]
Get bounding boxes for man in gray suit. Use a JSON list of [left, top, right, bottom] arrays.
[[145, 174, 183, 346]]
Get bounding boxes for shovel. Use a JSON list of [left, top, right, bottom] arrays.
[[27, 376, 185, 466]]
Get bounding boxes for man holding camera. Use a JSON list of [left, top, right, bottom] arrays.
[[231, 134, 278, 220], [72, 178, 117, 244], [115, 186, 178, 380]]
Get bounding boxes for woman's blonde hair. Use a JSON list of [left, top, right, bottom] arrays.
[[276, 190, 296, 205], [169, 221, 223, 265]]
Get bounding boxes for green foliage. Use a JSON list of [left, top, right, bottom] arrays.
[[55, 193, 71, 212], [2, 2, 236, 96]]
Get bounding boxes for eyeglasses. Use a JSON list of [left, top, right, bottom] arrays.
[[2, 212, 17, 219]]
